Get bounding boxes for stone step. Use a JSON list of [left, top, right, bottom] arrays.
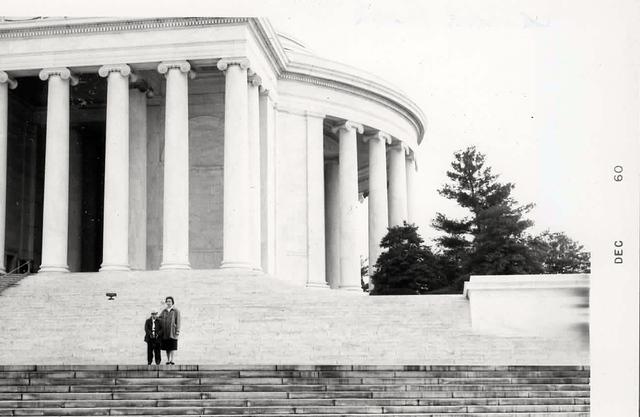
[[0, 366, 590, 375], [299, 390, 592, 399], [0, 413, 593, 417], [0, 377, 590, 386], [0, 396, 590, 408], [0, 365, 590, 372], [0, 274, 28, 293], [11, 389, 590, 400], [0, 364, 590, 415], [281, 377, 591, 385], [2, 404, 591, 415], [0, 383, 591, 394], [0, 370, 591, 379]]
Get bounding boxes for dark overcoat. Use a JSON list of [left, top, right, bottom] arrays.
[[159, 307, 181, 339], [144, 317, 164, 343]]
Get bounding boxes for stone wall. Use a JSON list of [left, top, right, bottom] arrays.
[[274, 111, 309, 286]]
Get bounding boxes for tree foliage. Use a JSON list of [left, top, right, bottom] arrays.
[[432, 146, 542, 290], [527, 231, 591, 274], [370, 223, 446, 295], [437, 147, 516, 213]]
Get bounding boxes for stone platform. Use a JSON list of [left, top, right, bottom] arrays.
[[0, 270, 588, 365]]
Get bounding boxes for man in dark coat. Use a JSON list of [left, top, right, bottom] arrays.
[[144, 309, 163, 365]]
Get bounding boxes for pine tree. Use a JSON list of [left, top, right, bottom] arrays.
[[433, 146, 542, 290], [370, 223, 446, 295]]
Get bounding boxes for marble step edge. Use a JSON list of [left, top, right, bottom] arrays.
[[0, 411, 590, 417], [0, 397, 591, 407], [0, 365, 591, 372], [0, 404, 591, 415]]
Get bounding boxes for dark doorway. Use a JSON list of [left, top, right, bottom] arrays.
[[78, 123, 105, 272]]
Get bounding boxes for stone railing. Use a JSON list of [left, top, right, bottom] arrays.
[[464, 274, 590, 346]]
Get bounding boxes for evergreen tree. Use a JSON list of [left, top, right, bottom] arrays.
[[527, 231, 591, 274], [370, 223, 446, 295], [433, 146, 542, 290]]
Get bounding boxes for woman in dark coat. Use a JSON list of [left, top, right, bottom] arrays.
[[159, 296, 181, 365]]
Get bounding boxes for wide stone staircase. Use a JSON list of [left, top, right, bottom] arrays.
[[0, 365, 589, 416]]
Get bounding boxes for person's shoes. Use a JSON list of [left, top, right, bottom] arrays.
[[169, 361, 175, 365], [166, 362, 170, 365], [147, 363, 151, 366]]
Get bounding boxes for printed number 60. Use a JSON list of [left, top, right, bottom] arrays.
[[614, 165, 623, 182]]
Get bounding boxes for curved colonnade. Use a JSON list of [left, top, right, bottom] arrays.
[[0, 17, 426, 289]]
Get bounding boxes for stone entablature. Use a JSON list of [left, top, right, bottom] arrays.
[[283, 51, 425, 148], [0, 17, 423, 147], [0, 17, 251, 39]]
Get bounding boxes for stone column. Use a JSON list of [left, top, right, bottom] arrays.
[[332, 121, 363, 290], [324, 159, 340, 288], [0, 72, 16, 274], [247, 73, 262, 270], [129, 83, 150, 270], [157, 61, 194, 270], [364, 131, 391, 276], [388, 141, 408, 227], [259, 88, 276, 275], [406, 150, 417, 224], [38, 68, 77, 273], [218, 58, 251, 269], [99, 64, 131, 271], [306, 112, 327, 288]]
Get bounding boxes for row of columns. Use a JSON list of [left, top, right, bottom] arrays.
[[0, 58, 267, 273], [324, 122, 417, 290], [1, 63, 415, 282]]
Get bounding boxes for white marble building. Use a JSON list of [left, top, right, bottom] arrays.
[[0, 17, 425, 289]]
